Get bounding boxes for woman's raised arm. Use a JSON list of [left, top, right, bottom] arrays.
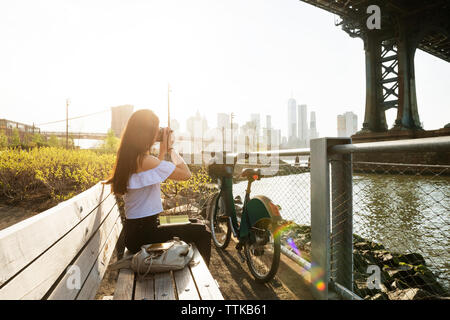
[[167, 148, 191, 181]]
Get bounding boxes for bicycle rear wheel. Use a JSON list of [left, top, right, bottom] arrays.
[[210, 193, 231, 249], [244, 220, 280, 283]]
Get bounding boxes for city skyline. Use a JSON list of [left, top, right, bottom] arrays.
[[337, 111, 358, 138], [1, 0, 449, 140]]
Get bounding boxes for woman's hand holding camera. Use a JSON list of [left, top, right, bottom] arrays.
[[158, 128, 187, 176], [158, 127, 173, 160]]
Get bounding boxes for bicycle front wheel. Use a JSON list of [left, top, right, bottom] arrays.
[[210, 193, 231, 249], [244, 221, 280, 283]]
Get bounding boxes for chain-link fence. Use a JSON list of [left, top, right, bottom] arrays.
[[330, 160, 449, 300], [225, 139, 449, 300], [204, 138, 449, 300]]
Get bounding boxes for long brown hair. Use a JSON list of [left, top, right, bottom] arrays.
[[105, 109, 159, 195]]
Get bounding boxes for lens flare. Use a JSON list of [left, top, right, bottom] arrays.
[[273, 221, 296, 239], [315, 280, 326, 291], [275, 221, 327, 292], [287, 237, 301, 256]]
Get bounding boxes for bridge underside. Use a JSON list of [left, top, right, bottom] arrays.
[[300, 0, 450, 133]]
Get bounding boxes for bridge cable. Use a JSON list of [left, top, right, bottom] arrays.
[[36, 109, 110, 126]]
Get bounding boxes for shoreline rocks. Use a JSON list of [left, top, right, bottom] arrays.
[[280, 222, 448, 300]]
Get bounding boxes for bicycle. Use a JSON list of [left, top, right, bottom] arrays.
[[206, 154, 282, 283]]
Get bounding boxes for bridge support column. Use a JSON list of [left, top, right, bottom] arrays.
[[394, 22, 422, 130], [361, 32, 387, 132], [358, 23, 422, 134]]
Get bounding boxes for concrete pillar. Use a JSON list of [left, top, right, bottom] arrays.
[[361, 32, 388, 132], [394, 21, 422, 130]]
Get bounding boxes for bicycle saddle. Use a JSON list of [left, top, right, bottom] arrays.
[[207, 156, 234, 178], [240, 168, 261, 180]]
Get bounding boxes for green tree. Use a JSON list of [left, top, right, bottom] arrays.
[[22, 133, 32, 146], [11, 128, 21, 147], [0, 130, 8, 148], [68, 135, 75, 148], [101, 129, 120, 153], [48, 135, 60, 147], [32, 133, 44, 145]]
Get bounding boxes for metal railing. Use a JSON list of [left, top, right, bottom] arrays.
[[326, 136, 450, 300], [222, 136, 449, 300]]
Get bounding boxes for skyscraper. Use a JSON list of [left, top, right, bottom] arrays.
[[250, 113, 261, 136], [187, 110, 208, 139], [337, 114, 346, 137], [266, 115, 272, 130], [337, 112, 358, 137], [111, 105, 134, 137], [287, 98, 297, 140], [309, 111, 318, 140], [298, 104, 308, 145], [217, 113, 229, 130], [263, 115, 273, 150]]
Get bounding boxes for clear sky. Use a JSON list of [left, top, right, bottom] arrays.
[[1, 0, 449, 138]]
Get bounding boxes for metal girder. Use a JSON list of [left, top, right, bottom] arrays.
[[299, 0, 450, 132], [299, 0, 450, 62]]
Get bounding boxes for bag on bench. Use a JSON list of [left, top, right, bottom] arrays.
[[110, 237, 195, 278]]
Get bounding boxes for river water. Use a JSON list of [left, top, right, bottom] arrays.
[[233, 171, 450, 289]]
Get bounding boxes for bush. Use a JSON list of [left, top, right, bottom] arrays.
[[0, 147, 115, 204], [160, 167, 214, 211]]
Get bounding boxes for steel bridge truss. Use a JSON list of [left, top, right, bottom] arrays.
[[300, 0, 450, 132]]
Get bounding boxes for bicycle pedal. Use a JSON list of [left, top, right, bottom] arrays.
[[237, 250, 246, 263], [253, 248, 264, 256]]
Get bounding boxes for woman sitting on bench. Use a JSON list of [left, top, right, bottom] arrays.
[[105, 109, 211, 265]]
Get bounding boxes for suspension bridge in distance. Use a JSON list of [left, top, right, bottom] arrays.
[[41, 131, 107, 140], [40, 131, 215, 144]]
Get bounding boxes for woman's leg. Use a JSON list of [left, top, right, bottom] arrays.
[[124, 215, 211, 265], [123, 215, 159, 253], [155, 219, 212, 266]]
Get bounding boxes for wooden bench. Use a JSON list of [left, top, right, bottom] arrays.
[[0, 182, 222, 300]]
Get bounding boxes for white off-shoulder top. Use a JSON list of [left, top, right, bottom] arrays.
[[123, 160, 176, 219]]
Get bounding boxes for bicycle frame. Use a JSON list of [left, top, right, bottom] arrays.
[[216, 175, 279, 242], [216, 177, 242, 239]]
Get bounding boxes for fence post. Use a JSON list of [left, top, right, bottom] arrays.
[[329, 138, 353, 294], [310, 137, 352, 300]]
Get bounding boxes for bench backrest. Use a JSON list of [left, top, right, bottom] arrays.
[[0, 182, 122, 300]]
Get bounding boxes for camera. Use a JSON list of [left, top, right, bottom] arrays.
[[156, 127, 173, 142]]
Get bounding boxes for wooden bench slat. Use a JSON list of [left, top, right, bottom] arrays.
[[189, 245, 224, 300], [154, 272, 176, 300], [0, 183, 109, 288], [134, 277, 155, 300], [47, 205, 121, 299], [113, 269, 134, 300], [75, 215, 122, 300], [0, 190, 117, 300], [173, 266, 200, 300]]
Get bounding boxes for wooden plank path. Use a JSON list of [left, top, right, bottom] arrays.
[[113, 245, 223, 300]]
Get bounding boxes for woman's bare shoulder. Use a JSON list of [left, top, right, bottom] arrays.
[[137, 155, 161, 173]]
